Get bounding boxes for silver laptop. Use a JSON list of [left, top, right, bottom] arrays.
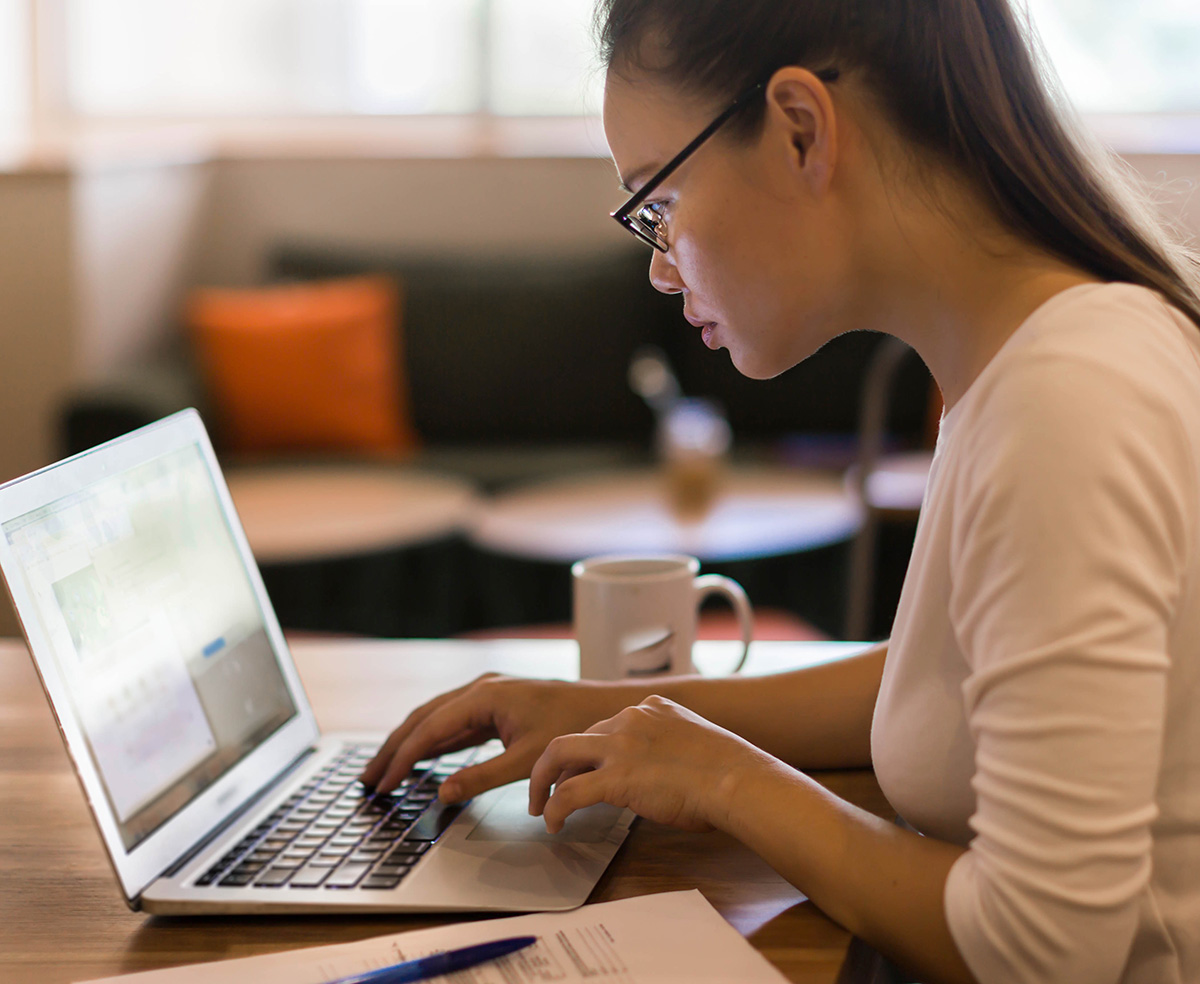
[[0, 409, 633, 915]]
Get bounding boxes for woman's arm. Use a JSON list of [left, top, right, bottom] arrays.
[[727, 754, 975, 984], [361, 640, 887, 797], [530, 696, 974, 983], [529, 695, 977, 984], [618, 640, 886, 769]]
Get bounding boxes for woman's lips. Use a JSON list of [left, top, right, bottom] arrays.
[[685, 312, 719, 348]]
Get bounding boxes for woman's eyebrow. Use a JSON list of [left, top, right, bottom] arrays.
[[617, 162, 661, 195]]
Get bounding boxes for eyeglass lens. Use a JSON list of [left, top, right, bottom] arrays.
[[631, 204, 668, 250]]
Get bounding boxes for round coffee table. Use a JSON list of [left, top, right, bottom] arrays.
[[226, 465, 480, 637], [466, 466, 864, 635], [468, 466, 863, 564], [227, 466, 479, 563]]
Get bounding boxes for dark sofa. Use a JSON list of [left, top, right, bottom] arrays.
[[62, 245, 932, 481]]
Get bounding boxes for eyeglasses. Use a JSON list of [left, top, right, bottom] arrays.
[[610, 69, 840, 253]]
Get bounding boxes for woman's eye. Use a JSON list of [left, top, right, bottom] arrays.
[[638, 201, 668, 225]]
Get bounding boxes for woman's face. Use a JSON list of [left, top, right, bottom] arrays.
[[603, 70, 856, 380]]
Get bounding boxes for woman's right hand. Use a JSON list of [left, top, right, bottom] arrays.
[[357, 674, 621, 804]]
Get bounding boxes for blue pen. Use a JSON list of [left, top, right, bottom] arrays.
[[323, 935, 538, 984]]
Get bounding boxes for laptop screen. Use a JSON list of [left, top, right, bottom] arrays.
[[2, 442, 297, 851]]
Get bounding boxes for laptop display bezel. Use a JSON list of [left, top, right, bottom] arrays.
[[0, 410, 320, 905]]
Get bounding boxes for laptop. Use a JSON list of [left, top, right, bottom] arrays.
[[0, 409, 633, 915]]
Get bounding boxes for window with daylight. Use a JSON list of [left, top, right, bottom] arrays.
[[64, 0, 602, 118], [0, 0, 29, 132], [1026, 0, 1200, 113], [0, 0, 1190, 127]]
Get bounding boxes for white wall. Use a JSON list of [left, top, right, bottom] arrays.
[[0, 172, 74, 481], [74, 161, 211, 376], [191, 155, 632, 287]]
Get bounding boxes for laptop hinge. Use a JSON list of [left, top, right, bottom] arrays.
[[158, 746, 319, 881]]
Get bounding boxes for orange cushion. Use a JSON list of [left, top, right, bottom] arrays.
[[189, 276, 418, 457]]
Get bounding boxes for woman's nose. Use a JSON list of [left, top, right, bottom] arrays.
[[648, 248, 685, 295]]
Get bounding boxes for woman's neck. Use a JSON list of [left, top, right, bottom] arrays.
[[846, 161, 1101, 411]]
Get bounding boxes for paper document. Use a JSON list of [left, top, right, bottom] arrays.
[[80, 890, 789, 984]]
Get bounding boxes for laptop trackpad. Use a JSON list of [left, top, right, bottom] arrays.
[[466, 785, 622, 843]]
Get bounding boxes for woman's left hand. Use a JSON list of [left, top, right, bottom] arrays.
[[528, 695, 770, 834]]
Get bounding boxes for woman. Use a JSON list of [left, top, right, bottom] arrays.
[[363, 2, 1200, 981]]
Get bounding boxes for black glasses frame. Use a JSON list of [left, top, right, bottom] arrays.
[[610, 69, 840, 252]]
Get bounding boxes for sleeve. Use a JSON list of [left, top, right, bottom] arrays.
[[943, 354, 1195, 984]]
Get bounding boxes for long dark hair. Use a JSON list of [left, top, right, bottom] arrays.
[[595, 0, 1200, 330]]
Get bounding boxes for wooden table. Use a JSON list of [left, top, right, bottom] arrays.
[[0, 636, 892, 984]]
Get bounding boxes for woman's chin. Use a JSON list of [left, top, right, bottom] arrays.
[[725, 346, 795, 381]]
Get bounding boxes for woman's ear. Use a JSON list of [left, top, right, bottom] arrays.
[[764, 67, 838, 196]]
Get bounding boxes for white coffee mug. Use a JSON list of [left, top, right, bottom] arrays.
[[572, 553, 753, 680]]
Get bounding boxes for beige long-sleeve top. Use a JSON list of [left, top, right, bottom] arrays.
[[872, 283, 1200, 983]]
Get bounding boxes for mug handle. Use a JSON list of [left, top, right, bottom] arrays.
[[693, 574, 754, 674]]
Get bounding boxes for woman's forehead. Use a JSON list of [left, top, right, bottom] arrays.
[[602, 72, 714, 189]]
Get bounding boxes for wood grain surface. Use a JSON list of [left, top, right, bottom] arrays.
[[0, 637, 894, 984]]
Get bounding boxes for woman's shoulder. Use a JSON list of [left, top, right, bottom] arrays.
[[1019, 281, 1199, 361], [938, 283, 1200, 509], [959, 282, 1200, 431]]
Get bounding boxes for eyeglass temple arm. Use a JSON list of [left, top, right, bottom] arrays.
[[612, 68, 838, 220]]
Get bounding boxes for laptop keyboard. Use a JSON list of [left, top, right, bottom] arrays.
[[195, 743, 471, 891]]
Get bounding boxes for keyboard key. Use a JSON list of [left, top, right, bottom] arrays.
[[377, 857, 418, 873], [407, 803, 462, 842], [288, 865, 333, 888], [355, 840, 388, 852], [361, 874, 405, 889], [255, 867, 295, 887], [324, 863, 373, 889], [218, 872, 254, 887], [386, 842, 430, 856]]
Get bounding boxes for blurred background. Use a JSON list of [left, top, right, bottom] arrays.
[[1, 0, 1198, 642]]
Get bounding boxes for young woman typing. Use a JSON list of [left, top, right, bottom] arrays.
[[363, 3, 1200, 981]]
